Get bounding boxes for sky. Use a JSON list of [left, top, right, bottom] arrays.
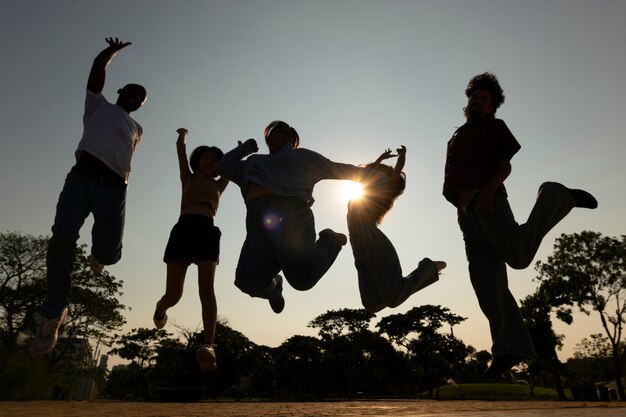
[[1, 0, 625, 367]]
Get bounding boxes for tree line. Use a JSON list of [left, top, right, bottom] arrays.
[[0, 230, 625, 400]]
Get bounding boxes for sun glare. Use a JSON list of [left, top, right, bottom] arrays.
[[340, 181, 364, 202]]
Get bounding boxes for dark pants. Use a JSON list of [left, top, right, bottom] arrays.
[[235, 195, 343, 300], [43, 168, 126, 318], [458, 182, 574, 356]]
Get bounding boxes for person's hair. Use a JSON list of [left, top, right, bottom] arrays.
[[264, 120, 300, 149], [362, 163, 406, 225], [118, 83, 147, 100], [189, 146, 224, 177], [464, 72, 505, 117]]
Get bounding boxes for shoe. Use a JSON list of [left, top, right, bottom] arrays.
[[567, 187, 598, 209], [319, 228, 347, 246], [269, 275, 285, 314], [33, 307, 68, 354], [484, 354, 527, 377], [153, 302, 167, 329], [196, 344, 217, 372], [88, 255, 103, 274], [549, 182, 598, 209], [269, 293, 285, 314], [434, 261, 447, 272]]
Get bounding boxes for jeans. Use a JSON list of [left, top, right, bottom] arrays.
[[235, 195, 343, 300], [42, 168, 126, 318], [458, 182, 574, 356]]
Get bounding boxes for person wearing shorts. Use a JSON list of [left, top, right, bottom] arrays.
[[153, 128, 228, 372]]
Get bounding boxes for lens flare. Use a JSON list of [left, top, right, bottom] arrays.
[[340, 181, 364, 202], [263, 213, 283, 231]]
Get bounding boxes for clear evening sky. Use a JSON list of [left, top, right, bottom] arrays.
[[1, 1, 625, 365]]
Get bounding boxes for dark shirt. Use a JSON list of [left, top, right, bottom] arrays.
[[443, 118, 521, 208]]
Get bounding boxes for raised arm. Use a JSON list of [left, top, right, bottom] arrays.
[[373, 148, 394, 167], [391, 145, 406, 182], [216, 138, 259, 186], [87, 37, 132, 94], [175, 128, 192, 184]]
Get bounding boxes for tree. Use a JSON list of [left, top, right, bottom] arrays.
[[0, 231, 127, 400], [376, 305, 465, 349], [308, 308, 379, 398], [519, 289, 567, 400], [376, 305, 470, 398], [535, 231, 626, 399], [109, 327, 172, 370], [0, 231, 126, 353], [0, 232, 48, 350], [307, 308, 375, 341], [275, 335, 323, 399], [107, 327, 184, 400], [567, 334, 615, 390]]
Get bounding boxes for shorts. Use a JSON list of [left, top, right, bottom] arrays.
[[163, 214, 221, 264]]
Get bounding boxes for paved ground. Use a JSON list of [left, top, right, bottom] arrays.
[[1, 400, 625, 417]]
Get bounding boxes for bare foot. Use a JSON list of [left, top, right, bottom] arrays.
[[434, 261, 447, 272], [88, 255, 103, 274]]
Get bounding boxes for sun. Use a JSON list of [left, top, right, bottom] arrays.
[[339, 181, 364, 202]]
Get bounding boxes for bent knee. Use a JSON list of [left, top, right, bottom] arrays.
[[363, 303, 384, 314], [288, 281, 314, 292], [508, 259, 532, 270]]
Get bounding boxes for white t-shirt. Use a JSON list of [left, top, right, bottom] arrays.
[[75, 91, 143, 181]]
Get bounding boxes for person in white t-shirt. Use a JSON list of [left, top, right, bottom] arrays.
[[34, 37, 147, 354]]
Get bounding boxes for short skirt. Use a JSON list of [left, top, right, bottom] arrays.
[[163, 214, 221, 264]]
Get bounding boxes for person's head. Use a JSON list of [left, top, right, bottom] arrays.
[[264, 120, 300, 154], [463, 72, 504, 120], [361, 163, 406, 225], [116, 83, 147, 113], [189, 146, 224, 178]]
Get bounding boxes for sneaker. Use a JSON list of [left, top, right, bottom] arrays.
[[319, 228, 348, 246], [33, 307, 68, 354], [567, 188, 598, 209], [153, 302, 167, 329], [548, 182, 598, 209], [88, 255, 103, 274], [196, 344, 217, 372], [269, 275, 285, 314]]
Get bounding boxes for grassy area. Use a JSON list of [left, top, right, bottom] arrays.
[[417, 383, 571, 401]]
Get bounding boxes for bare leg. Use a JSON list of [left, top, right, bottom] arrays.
[[197, 260, 217, 345], [196, 260, 218, 372], [154, 261, 188, 327]]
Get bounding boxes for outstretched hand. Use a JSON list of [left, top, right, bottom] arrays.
[[378, 148, 397, 161], [105, 37, 132, 52], [176, 128, 188, 143], [239, 138, 259, 153], [396, 145, 406, 156]]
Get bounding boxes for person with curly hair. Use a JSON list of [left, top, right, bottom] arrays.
[[153, 128, 228, 373], [348, 146, 445, 313], [443, 72, 597, 377]]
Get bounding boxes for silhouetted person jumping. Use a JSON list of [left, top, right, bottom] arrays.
[[217, 121, 385, 313], [442, 72, 597, 377], [348, 145, 446, 313], [153, 128, 228, 373], [35, 37, 147, 354]]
